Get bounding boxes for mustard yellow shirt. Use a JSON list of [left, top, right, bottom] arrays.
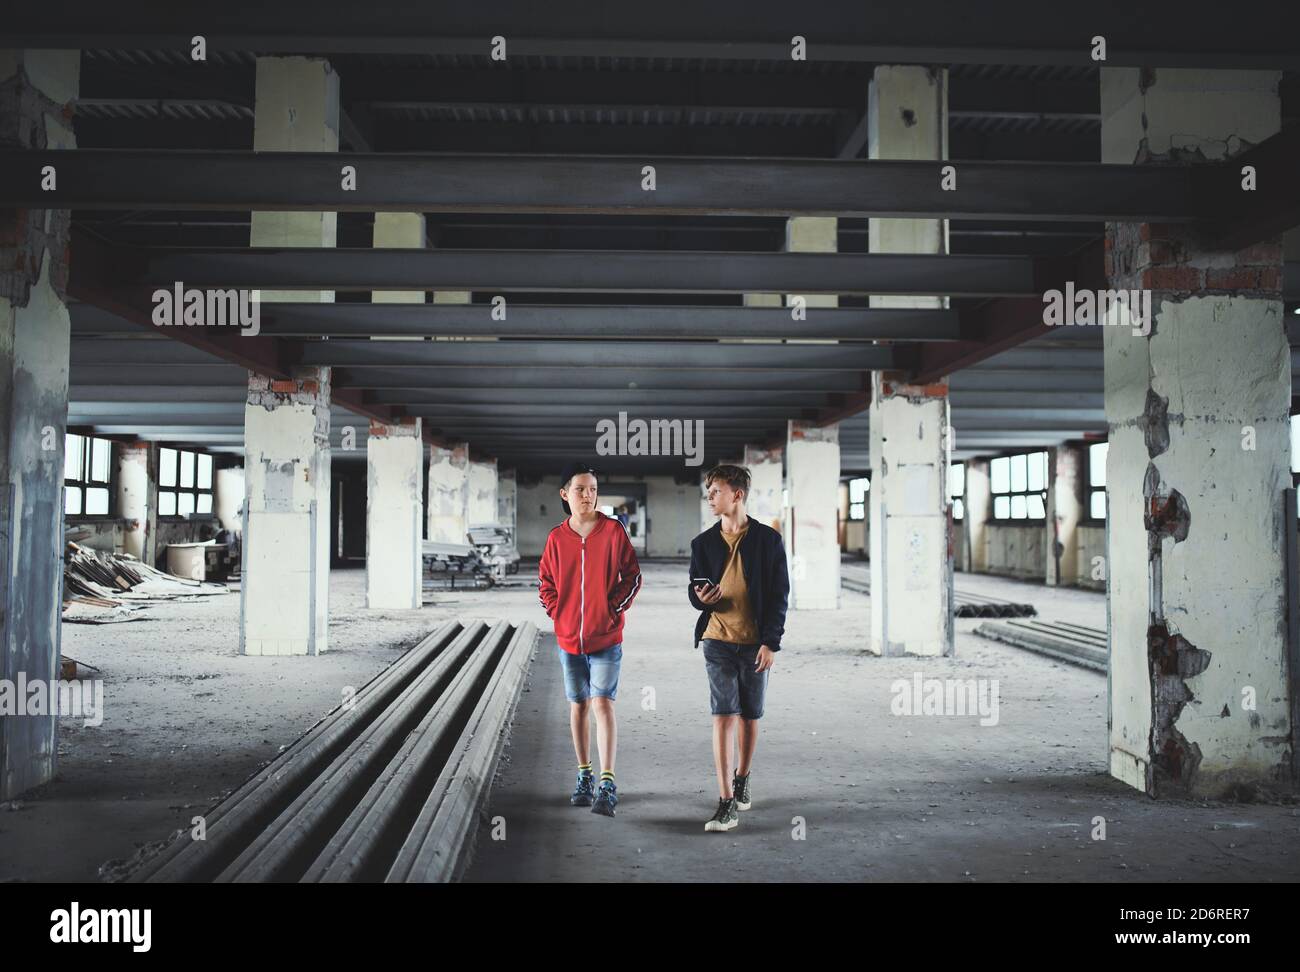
[[702, 525, 759, 644]]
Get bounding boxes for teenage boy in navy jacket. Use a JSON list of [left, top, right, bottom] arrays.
[[689, 464, 789, 833], [538, 463, 641, 818]]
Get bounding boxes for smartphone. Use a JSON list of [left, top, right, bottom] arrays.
[[692, 577, 716, 588]]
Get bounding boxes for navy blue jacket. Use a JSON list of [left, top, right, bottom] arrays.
[[687, 516, 790, 651]]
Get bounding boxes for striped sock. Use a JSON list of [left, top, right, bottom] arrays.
[[578, 763, 592, 776], [599, 770, 616, 786]]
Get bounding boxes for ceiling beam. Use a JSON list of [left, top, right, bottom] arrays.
[[222, 303, 962, 341], [8, 151, 1214, 222], [294, 339, 896, 371], [12, 1, 1298, 68], [127, 247, 1039, 297]]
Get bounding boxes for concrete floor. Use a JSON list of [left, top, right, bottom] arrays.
[[4, 560, 1299, 882]]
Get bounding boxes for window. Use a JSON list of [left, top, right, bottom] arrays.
[[159, 447, 214, 517], [1291, 415, 1300, 476], [991, 450, 1048, 520], [848, 477, 869, 521], [65, 433, 113, 516], [949, 462, 965, 520], [1088, 441, 1109, 520]]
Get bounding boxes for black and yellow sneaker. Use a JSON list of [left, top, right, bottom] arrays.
[[591, 780, 618, 817], [704, 796, 739, 832], [733, 772, 752, 811], [570, 771, 595, 807]]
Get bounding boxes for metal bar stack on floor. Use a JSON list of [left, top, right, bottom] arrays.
[[972, 619, 1107, 672], [119, 619, 537, 883]]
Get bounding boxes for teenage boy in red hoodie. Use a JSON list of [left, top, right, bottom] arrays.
[[538, 463, 642, 817]]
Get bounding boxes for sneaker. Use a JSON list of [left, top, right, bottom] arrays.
[[704, 796, 739, 832], [570, 771, 595, 807], [733, 772, 752, 811], [591, 780, 618, 817]]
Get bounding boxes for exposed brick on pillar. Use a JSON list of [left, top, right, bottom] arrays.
[[242, 367, 332, 656], [1102, 67, 1289, 798]]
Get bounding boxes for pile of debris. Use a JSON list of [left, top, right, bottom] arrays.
[[64, 541, 230, 624]]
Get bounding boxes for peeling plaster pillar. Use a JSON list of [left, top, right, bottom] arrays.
[[467, 457, 499, 527], [866, 65, 952, 657], [0, 48, 78, 799], [241, 370, 332, 655], [1046, 444, 1084, 587], [117, 441, 158, 566], [427, 442, 470, 544], [239, 54, 338, 657], [869, 376, 954, 656], [497, 467, 517, 539], [366, 418, 423, 610], [963, 459, 991, 574], [786, 421, 839, 610], [743, 444, 784, 533], [1102, 67, 1289, 797]]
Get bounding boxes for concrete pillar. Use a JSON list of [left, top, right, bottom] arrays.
[[964, 459, 991, 574], [866, 65, 952, 657], [1046, 444, 1084, 587], [868, 376, 954, 656], [1102, 67, 1289, 797], [786, 217, 838, 310], [214, 465, 244, 532], [428, 442, 469, 543], [497, 468, 517, 538], [251, 56, 339, 303], [366, 418, 423, 610], [867, 65, 949, 274], [786, 421, 839, 610], [0, 49, 77, 799], [117, 442, 158, 565], [372, 212, 425, 303], [242, 369, 332, 655], [467, 457, 498, 526], [239, 55, 338, 657], [742, 444, 784, 532]]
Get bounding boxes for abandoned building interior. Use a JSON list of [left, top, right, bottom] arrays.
[[2, 5, 1300, 887]]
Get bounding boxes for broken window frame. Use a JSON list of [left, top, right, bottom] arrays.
[[64, 432, 114, 518], [158, 446, 216, 520], [847, 476, 869, 521], [990, 449, 1049, 522], [1085, 440, 1109, 522]]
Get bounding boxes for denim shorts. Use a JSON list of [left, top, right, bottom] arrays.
[[557, 642, 622, 703], [700, 638, 768, 719]]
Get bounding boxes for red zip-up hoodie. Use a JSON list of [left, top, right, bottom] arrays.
[[538, 512, 642, 654]]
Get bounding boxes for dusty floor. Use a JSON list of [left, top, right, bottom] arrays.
[[466, 560, 1300, 883], [3, 560, 1298, 883]]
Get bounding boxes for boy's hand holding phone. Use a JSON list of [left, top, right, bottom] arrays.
[[693, 578, 723, 605]]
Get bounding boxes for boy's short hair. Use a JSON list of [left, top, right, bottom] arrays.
[[705, 464, 750, 498]]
